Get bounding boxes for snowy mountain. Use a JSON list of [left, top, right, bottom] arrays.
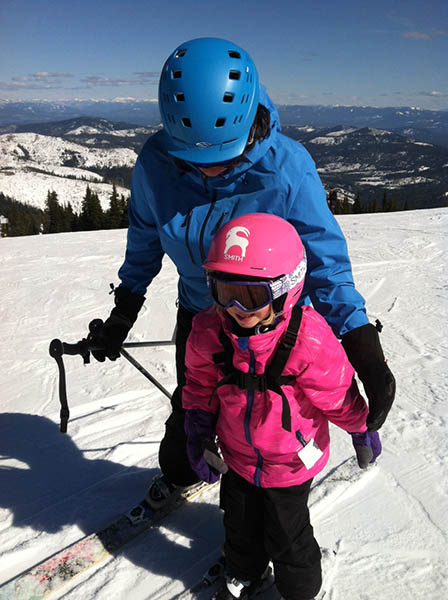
[[1, 116, 447, 213], [1, 208, 447, 599], [283, 125, 448, 208], [0, 99, 162, 128], [277, 105, 448, 147], [2, 100, 447, 143], [0, 127, 138, 212]]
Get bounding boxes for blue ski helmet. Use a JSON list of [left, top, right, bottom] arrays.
[[158, 37, 259, 164]]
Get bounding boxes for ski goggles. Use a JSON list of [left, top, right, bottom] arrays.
[[207, 258, 307, 314], [208, 277, 273, 313]]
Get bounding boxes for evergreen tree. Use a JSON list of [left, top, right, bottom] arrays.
[[45, 190, 67, 233], [63, 202, 76, 231], [327, 189, 339, 213], [381, 190, 394, 212], [365, 198, 377, 213], [340, 194, 350, 214], [79, 185, 104, 230], [120, 194, 130, 228], [106, 184, 122, 229], [0, 193, 45, 236], [352, 192, 362, 214]]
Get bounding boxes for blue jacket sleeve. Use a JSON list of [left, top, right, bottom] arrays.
[[287, 157, 369, 337], [117, 158, 164, 295]]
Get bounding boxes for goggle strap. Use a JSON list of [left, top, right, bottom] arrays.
[[269, 257, 307, 300]]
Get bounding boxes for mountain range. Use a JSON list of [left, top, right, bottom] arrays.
[[1, 102, 447, 211], [2, 99, 448, 147]]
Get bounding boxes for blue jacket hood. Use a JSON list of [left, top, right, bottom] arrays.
[[118, 87, 368, 336]]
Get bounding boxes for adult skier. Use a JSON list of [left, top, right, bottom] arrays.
[[87, 37, 395, 506]]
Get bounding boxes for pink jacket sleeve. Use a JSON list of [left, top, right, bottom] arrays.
[[297, 308, 368, 433], [182, 312, 221, 415]]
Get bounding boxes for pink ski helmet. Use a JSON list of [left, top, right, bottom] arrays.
[[204, 213, 307, 312]]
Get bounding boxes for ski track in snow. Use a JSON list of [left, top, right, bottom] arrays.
[[1, 209, 447, 599]]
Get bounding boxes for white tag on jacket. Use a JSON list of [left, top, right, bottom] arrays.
[[298, 439, 323, 469]]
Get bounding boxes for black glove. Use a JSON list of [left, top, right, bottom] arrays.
[[342, 322, 396, 431], [88, 286, 145, 362]]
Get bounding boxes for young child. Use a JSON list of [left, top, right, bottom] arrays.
[[182, 213, 381, 600]]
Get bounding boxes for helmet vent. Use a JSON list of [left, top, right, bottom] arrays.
[[223, 92, 234, 103], [228, 50, 241, 59], [182, 117, 192, 127], [215, 118, 226, 127], [175, 92, 185, 102], [175, 49, 187, 58], [172, 70, 182, 79], [229, 70, 241, 80]]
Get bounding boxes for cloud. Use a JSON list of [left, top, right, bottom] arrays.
[[134, 71, 159, 80], [79, 73, 158, 88], [419, 90, 448, 98], [402, 30, 448, 40], [0, 72, 74, 90], [0, 71, 158, 92], [81, 76, 132, 87], [303, 52, 318, 62]]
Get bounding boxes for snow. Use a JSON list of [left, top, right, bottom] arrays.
[[1, 208, 447, 599], [0, 171, 128, 212], [309, 136, 339, 145], [0, 132, 135, 211], [66, 126, 152, 137], [0, 133, 137, 170]]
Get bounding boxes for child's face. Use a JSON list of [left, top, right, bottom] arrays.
[[226, 304, 272, 329]]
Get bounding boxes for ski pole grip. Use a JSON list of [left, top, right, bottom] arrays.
[[62, 341, 89, 356], [49, 338, 64, 359], [49, 339, 70, 433]]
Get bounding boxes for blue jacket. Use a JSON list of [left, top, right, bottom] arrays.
[[118, 88, 368, 336]]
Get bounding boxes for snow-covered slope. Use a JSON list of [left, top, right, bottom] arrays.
[[0, 132, 136, 211], [0, 209, 447, 599]]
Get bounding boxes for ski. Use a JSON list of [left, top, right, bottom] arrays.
[[178, 561, 275, 600], [0, 480, 216, 600]]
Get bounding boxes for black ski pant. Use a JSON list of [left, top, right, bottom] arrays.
[[220, 468, 322, 600], [158, 304, 200, 487]]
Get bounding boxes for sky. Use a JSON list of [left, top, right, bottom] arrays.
[[0, 0, 447, 109]]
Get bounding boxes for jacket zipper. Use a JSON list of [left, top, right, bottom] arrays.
[[183, 188, 217, 266], [182, 210, 195, 265], [243, 347, 264, 487], [295, 429, 307, 447], [212, 211, 227, 235], [199, 191, 217, 263]]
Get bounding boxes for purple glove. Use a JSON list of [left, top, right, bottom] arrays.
[[185, 410, 228, 484], [351, 432, 382, 469]]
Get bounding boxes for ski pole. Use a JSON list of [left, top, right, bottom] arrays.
[[119, 348, 172, 400], [121, 324, 177, 349], [122, 340, 174, 348], [49, 326, 175, 433]]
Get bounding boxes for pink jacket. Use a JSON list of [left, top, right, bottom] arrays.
[[183, 305, 368, 488]]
